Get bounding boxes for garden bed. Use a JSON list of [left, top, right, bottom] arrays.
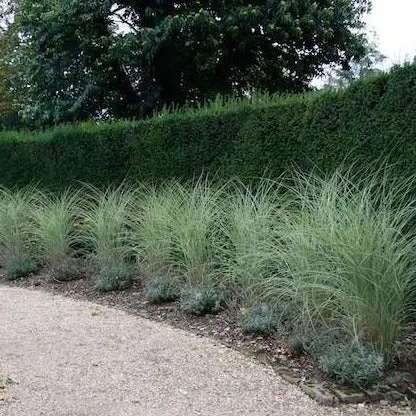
[[2, 269, 416, 409], [1, 167, 416, 411]]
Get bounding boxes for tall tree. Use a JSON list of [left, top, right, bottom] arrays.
[[14, 0, 372, 124], [323, 32, 386, 88], [0, 1, 24, 129], [0, 0, 16, 32]]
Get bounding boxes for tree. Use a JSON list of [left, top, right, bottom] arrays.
[[14, 0, 373, 125], [323, 32, 386, 88], [0, 1, 24, 129], [0, 0, 16, 32]]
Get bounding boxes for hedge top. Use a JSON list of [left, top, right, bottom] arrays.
[[0, 63, 415, 188]]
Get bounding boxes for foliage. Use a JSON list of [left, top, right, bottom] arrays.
[[14, 0, 371, 124], [0, 187, 38, 279], [0, 164, 415, 373], [259, 167, 416, 359], [180, 282, 225, 315], [316, 342, 384, 389], [145, 276, 181, 304], [169, 180, 222, 285], [95, 264, 133, 292], [0, 22, 25, 130], [5, 257, 38, 281], [323, 33, 386, 88], [81, 185, 136, 291], [133, 183, 181, 278], [134, 179, 222, 286], [240, 303, 283, 335], [0, 64, 415, 189], [32, 189, 82, 281], [286, 336, 306, 357], [218, 179, 283, 303]]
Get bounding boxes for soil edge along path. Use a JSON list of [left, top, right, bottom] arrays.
[[0, 287, 407, 416]]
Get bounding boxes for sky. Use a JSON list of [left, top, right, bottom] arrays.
[[366, 0, 416, 67]]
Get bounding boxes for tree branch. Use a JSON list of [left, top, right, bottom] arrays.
[[110, 9, 139, 34], [109, 5, 125, 15]]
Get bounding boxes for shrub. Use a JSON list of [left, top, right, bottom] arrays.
[[133, 179, 222, 285], [286, 335, 306, 357], [0, 64, 415, 188], [46, 260, 82, 282], [316, 343, 384, 389], [32, 189, 83, 281], [240, 303, 283, 335], [169, 179, 223, 285], [258, 167, 416, 359], [145, 276, 182, 303], [180, 282, 225, 315], [82, 185, 137, 291], [96, 264, 133, 292], [5, 257, 38, 281], [218, 179, 284, 303], [0, 187, 38, 279], [133, 183, 181, 278]]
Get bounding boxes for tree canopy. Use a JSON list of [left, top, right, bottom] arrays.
[[0, 1, 24, 129], [10, 0, 372, 124]]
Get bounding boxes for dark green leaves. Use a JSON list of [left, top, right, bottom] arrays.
[[13, 0, 372, 124]]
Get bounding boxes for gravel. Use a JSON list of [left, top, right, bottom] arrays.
[[0, 287, 411, 416]]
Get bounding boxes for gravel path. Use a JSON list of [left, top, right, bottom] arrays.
[[0, 287, 409, 416]]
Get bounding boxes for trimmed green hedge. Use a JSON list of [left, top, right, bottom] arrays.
[[0, 63, 415, 188]]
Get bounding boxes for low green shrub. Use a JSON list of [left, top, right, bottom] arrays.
[[180, 282, 225, 315], [240, 303, 283, 335], [316, 343, 384, 389], [96, 264, 133, 292], [286, 335, 306, 357], [5, 257, 38, 281], [46, 258, 83, 282], [145, 276, 182, 303]]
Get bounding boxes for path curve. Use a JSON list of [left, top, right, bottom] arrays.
[[0, 287, 405, 416]]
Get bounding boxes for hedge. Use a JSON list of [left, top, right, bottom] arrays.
[[0, 63, 415, 188]]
